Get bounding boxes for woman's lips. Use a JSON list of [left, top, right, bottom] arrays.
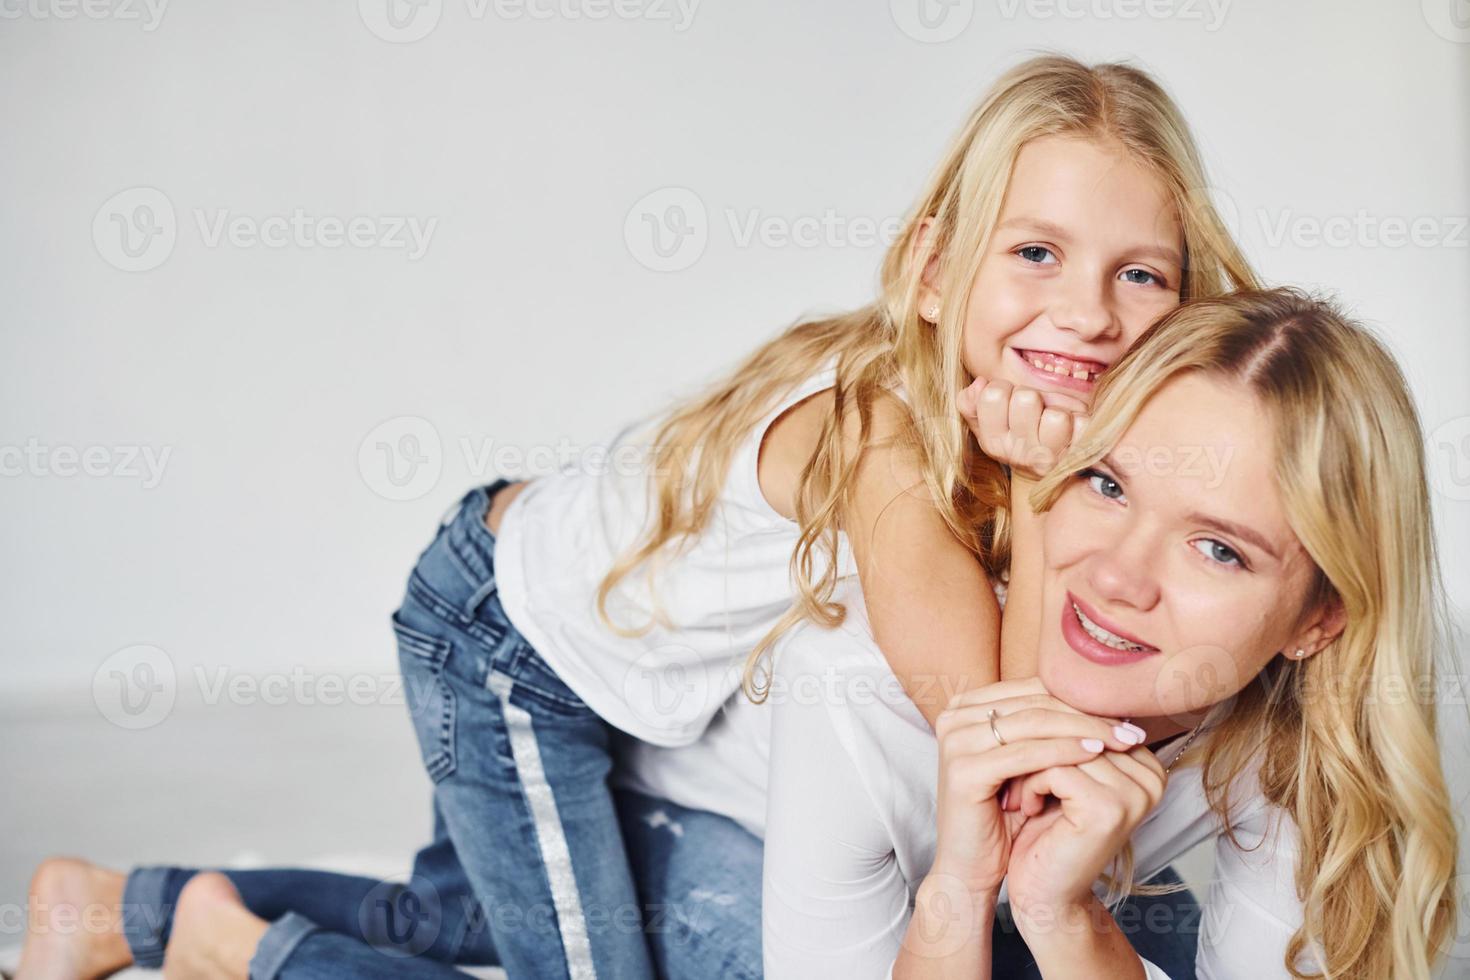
[[1061, 591, 1160, 667], [1012, 347, 1107, 394]]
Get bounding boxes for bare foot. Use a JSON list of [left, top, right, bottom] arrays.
[[160, 873, 268, 980], [15, 856, 133, 980]]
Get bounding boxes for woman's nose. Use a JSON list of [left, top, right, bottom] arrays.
[[1085, 529, 1162, 612]]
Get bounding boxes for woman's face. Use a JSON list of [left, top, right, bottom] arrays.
[[945, 134, 1184, 410], [1035, 372, 1327, 723]]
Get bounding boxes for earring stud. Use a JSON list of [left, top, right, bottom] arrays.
[[924, 304, 940, 320]]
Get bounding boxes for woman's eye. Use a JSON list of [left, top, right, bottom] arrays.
[[1082, 468, 1125, 501], [1120, 267, 1163, 286], [1017, 245, 1057, 265], [1192, 538, 1243, 568]]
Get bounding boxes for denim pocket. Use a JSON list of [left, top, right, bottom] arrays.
[[392, 611, 457, 783], [505, 637, 598, 720]]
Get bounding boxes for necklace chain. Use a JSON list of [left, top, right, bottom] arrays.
[[1162, 720, 1205, 775]]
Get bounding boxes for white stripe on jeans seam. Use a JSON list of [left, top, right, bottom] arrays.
[[487, 672, 598, 980]]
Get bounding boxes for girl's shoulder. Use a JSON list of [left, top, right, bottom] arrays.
[[756, 379, 915, 522]]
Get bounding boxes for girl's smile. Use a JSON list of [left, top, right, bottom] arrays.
[[1012, 347, 1109, 394]]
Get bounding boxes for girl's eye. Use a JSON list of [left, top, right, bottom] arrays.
[[1120, 267, 1164, 287], [1192, 538, 1244, 568], [1017, 245, 1057, 265], [1081, 468, 1125, 501]]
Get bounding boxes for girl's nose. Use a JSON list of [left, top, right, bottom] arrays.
[[1051, 276, 1118, 342]]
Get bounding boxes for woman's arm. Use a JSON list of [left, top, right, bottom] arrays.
[[761, 642, 916, 979], [894, 879, 999, 980], [1012, 893, 1151, 979]]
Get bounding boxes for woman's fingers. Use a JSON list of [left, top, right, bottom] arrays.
[[1008, 748, 1166, 821], [1092, 745, 1168, 809], [942, 692, 1106, 723], [1007, 762, 1142, 834], [938, 706, 1146, 756], [940, 694, 1137, 742], [941, 737, 1109, 803], [945, 676, 1050, 710]]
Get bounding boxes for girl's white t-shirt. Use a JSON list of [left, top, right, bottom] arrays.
[[494, 352, 870, 747], [614, 575, 1320, 979]]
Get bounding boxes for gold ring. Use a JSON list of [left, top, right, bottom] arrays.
[[988, 708, 1007, 747]]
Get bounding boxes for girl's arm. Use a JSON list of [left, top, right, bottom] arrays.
[[955, 379, 1090, 681], [843, 391, 1002, 728], [999, 472, 1045, 680]]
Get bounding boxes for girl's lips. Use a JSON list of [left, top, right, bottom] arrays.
[[1061, 592, 1160, 667], [1012, 347, 1106, 394]]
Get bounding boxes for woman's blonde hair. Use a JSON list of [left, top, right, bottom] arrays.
[[595, 53, 1257, 699], [1031, 287, 1460, 978]]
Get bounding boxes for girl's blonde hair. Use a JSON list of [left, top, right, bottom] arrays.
[[596, 53, 1257, 699], [1031, 287, 1460, 978]]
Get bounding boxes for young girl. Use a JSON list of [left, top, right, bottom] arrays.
[[19, 54, 1254, 980]]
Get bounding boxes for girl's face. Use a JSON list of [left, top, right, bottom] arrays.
[[1034, 372, 1341, 724], [943, 135, 1184, 410]]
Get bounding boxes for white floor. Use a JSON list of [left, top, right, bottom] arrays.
[[0, 690, 470, 975], [0, 689, 1215, 977]]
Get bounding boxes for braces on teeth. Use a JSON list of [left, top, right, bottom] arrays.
[[1073, 602, 1146, 652]]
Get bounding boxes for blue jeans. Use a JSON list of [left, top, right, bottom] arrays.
[[120, 789, 764, 979], [117, 480, 762, 979], [991, 865, 1200, 980]]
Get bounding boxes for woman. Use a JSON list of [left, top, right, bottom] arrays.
[[627, 288, 1461, 978]]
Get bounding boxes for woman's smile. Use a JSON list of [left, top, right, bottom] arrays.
[[1061, 590, 1161, 666]]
